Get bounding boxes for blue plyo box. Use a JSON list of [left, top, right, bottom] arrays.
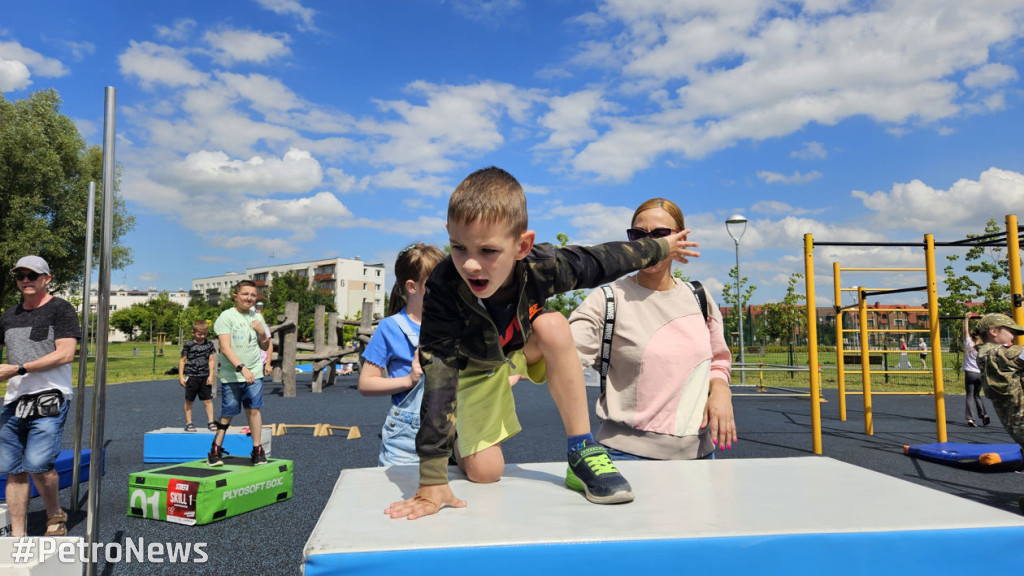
[[0, 449, 101, 499], [143, 427, 272, 463]]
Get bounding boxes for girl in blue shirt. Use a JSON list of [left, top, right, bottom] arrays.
[[359, 243, 445, 465]]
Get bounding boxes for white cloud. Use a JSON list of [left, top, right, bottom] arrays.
[[64, 41, 95, 62], [563, 1, 1024, 180], [964, 63, 1018, 90], [242, 191, 353, 241], [156, 148, 323, 194], [790, 141, 827, 160], [536, 89, 612, 150], [752, 200, 810, 216], [0, 41, 68, 77], [155, 19, 197, 42], [119, 41, 207, 88], [253, 0, 316, 31], [450, 0, 524, 22], [757, 170, 823, 185], [217, 72, 301, 112], [0, 58, 31, 91], [852, 167, 1024, 234], [364, 80, 542, 174], [203, 29, 291, 65]]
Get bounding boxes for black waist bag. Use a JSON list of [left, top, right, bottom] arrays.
[[14, 390, 64, 419]]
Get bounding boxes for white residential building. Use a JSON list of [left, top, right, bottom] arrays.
[[191, 257, 387, 320]]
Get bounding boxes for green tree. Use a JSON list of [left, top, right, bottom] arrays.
[[760, 273, 806, 345], [263, 271, 336, 340], [109, 305, 149, 341], [545, 233, 587, 317], [0, 89, 135, 310], [721, 265, 757, 346]]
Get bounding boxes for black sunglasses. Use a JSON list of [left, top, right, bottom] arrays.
[[12, 272, 41, 281], [626, 227, 678, 241]]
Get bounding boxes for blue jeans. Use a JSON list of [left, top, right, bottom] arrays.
[[605, 445, 716, 461], [0, 396, 69, 475], [220, 378, 264, 418], [379, 379, 424, 466]]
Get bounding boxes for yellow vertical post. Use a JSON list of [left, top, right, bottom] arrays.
[[924, 234, 947, 442], [1007, 214, 1023, 345], [858, 288, 873, 435], [833, 262, 846, 421], [804, 234, 822, 454]]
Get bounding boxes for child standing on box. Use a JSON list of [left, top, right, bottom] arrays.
[[178, 319, 217, 432], [208, 280, 271, 466], [358, 243, 445, 465], [385, 166, 698, 520]]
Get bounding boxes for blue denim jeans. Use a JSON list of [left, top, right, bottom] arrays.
[[220, 378, 264, 418], [0, 395, 69, 475]]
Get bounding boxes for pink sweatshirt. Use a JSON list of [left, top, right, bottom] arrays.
[[570, 277, 732, 459]]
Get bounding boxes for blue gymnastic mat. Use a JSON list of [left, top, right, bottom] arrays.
[[0, 449, 101, 499], [904, 442, 1023, 469]]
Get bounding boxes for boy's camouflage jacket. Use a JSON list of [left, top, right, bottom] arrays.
[[977, 342, 1024, 446], [416, 237, 670, 485]]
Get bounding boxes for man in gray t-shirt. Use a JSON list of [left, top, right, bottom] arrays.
[[0, 256, 80, 537]]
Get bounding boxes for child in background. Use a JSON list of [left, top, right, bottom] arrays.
[[359, 243, 445, 465], [178, 320, 217, 431]]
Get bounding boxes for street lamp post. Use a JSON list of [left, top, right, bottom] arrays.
[[726, 214, 748, 384]]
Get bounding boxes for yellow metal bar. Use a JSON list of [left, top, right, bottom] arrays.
[[1007, 214, 1023, 345], [804, 234, 822, 455], [858, 290, 873, 435], [843, 370, 939, 375], [833, 262, 846, 421], [838, 267, 926, 272], [842, 391, 936, 396], [925, 234, 947, 443], [854, 308, 928, 312], [840, 328, 931, 333]]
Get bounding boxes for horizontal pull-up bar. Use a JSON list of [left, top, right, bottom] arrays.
[[861, 286, 927, 298], [839, 267, 926, 272], [840, 328, 930, 333]]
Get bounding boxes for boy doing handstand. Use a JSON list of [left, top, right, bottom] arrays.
[[386, 167, 698, 519]]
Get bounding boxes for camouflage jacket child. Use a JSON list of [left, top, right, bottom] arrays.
[[977, 341, 1024, 446], [416, 238, 670, 485]]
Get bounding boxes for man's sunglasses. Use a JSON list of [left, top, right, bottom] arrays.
[[12, 272, 41, 282], [626, 227, 678, 241]]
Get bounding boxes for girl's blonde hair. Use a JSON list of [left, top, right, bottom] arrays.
[[388, 243, 445, 316]]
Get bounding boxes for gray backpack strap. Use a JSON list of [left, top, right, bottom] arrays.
[[599, 285, 615, 396]]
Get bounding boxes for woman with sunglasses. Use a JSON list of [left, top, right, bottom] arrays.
[[569, 198, 736, 460]]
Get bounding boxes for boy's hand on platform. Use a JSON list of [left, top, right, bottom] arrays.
[[386, 484, 466, 520], [664, 229, 700, 264]]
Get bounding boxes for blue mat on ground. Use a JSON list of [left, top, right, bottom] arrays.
[[904, 442, 1024, 470], [294, 364, 343, 373], [0, 449, 103, 498]]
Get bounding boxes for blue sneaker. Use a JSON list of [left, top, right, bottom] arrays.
[[565, 439, 634, 504]]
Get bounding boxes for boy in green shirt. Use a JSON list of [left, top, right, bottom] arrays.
[[209, 280, 271, 466]]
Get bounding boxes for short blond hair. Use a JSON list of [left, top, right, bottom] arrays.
[[448, 167, 527, 235], [632, 198, 685, 229]]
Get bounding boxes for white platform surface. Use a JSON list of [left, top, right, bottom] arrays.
[[305, 456, 1024, 556]]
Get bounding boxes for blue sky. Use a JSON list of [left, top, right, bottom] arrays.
[[3, 0, 1024, 307]]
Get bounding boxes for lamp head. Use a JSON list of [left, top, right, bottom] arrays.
[[726, 214, 747, 242]]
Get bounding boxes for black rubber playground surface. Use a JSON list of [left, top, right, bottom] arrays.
[[20, 373, 1024, 575]]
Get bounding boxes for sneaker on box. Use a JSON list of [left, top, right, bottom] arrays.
[[565, 439, 634, 504]]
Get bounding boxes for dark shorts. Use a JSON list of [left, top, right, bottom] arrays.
[[184, 376, 213, 402]]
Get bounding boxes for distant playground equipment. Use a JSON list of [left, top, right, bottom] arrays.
[[266, 300, 380, 396], [802, 214, 1024, 455]]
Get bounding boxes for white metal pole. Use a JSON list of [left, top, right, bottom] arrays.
[[71, 181, 95, 513]]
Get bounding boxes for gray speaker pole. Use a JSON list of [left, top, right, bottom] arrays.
[[85, 87, 115, 575]]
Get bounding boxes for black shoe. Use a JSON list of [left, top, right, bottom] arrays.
[[207, 443, 227, 466], [967, 420, 977, 427], [565, 439, 634, 504], [251, 445, 268, 465], [983, 415, 991, 426]]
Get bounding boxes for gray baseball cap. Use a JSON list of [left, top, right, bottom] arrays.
[[11, 255, 51, 275]]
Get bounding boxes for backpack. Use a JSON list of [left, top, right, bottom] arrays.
[[598, 281, 708, 395]]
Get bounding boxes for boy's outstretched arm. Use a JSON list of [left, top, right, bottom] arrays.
[[386, 484, 466, 520]]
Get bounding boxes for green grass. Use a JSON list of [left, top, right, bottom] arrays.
[[1, 344, 971, 397]]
